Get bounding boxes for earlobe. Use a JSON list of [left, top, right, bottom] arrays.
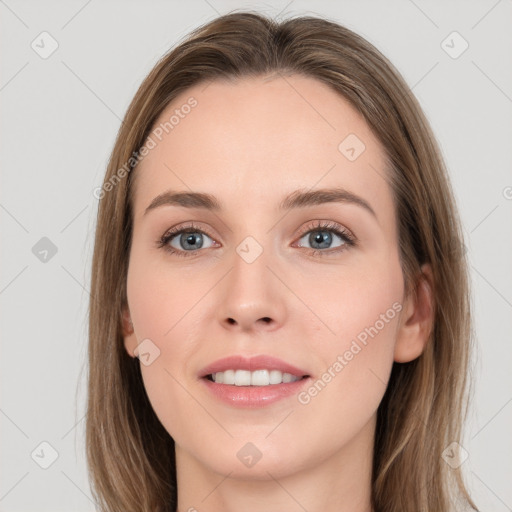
[[394, 263, 435, 363], [121, 308, 137, 358]]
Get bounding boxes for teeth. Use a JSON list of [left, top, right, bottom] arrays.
[[252, 369, 270, 386], [211, 369, 301, 386], [235, 369, 251, 386], [269, 370, 283, 384]]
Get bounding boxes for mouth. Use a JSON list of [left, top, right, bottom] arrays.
[[199, 355, 311, 407]]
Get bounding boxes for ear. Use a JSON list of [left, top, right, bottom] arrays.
[[394, 263, 435, 363], [121, 307, 138, 358]]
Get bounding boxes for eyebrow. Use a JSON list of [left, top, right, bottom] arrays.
[[144, 187, 377, 218]]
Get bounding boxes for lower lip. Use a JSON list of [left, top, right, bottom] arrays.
[[201, 377, 310, 408]]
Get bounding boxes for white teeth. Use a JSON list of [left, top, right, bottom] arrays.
[[269, 370, 282, 384], [251, 369, 269, 386], [282, 372, 295, 383], [223, 369, 235, 385], [211, 369, 301, 386], [235, 369, 251, 386]]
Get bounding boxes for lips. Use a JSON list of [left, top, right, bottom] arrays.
[[198, 355, 311, 408], [198, 354, 310, 380]]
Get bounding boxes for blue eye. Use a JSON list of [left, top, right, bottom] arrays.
[[298, 229, 346, 250], [293, 221, 356, 257], [159, 225, 215, 257]]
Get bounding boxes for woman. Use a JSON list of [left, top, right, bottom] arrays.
[[87, 11, 478, 512]]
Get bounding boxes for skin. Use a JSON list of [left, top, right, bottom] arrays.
[[122, 74, 434, 512]]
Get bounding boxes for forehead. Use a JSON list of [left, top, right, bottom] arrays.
[[131, 74, 391, 218]]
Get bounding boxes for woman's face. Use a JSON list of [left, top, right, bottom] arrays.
[[123, 74, 426, 481]]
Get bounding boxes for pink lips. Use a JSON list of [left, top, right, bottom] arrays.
[[198, 355, 311, 408]]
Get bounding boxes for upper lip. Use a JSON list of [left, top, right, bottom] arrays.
[[199, 355, 310, 378]]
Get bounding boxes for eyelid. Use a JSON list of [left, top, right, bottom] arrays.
[[160, 221, 217, 242], [295, 219, 355, 240]]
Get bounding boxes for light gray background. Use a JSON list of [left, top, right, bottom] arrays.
[[1, 0, 511, 510]]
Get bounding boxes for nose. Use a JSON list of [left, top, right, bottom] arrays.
[[216, 244, 288, 333]]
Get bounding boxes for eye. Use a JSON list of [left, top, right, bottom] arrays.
[[157, 222, 217, 257], [295, 220, 356, 255], [157, 220, 356, 258]]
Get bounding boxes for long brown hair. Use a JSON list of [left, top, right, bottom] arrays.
[[87, 11, 477, 511]]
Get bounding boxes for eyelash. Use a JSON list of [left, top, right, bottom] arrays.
[[156, 220, 357, 258]]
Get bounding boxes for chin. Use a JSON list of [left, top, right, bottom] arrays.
[[180, 433, 318, 482]]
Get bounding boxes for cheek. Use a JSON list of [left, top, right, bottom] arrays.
[[125, 252, 213, 439], [294, 290, 402, 451], [298, 252, 403, 353], [297, 258, 403, 405], [126, 245, 210, 343]]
